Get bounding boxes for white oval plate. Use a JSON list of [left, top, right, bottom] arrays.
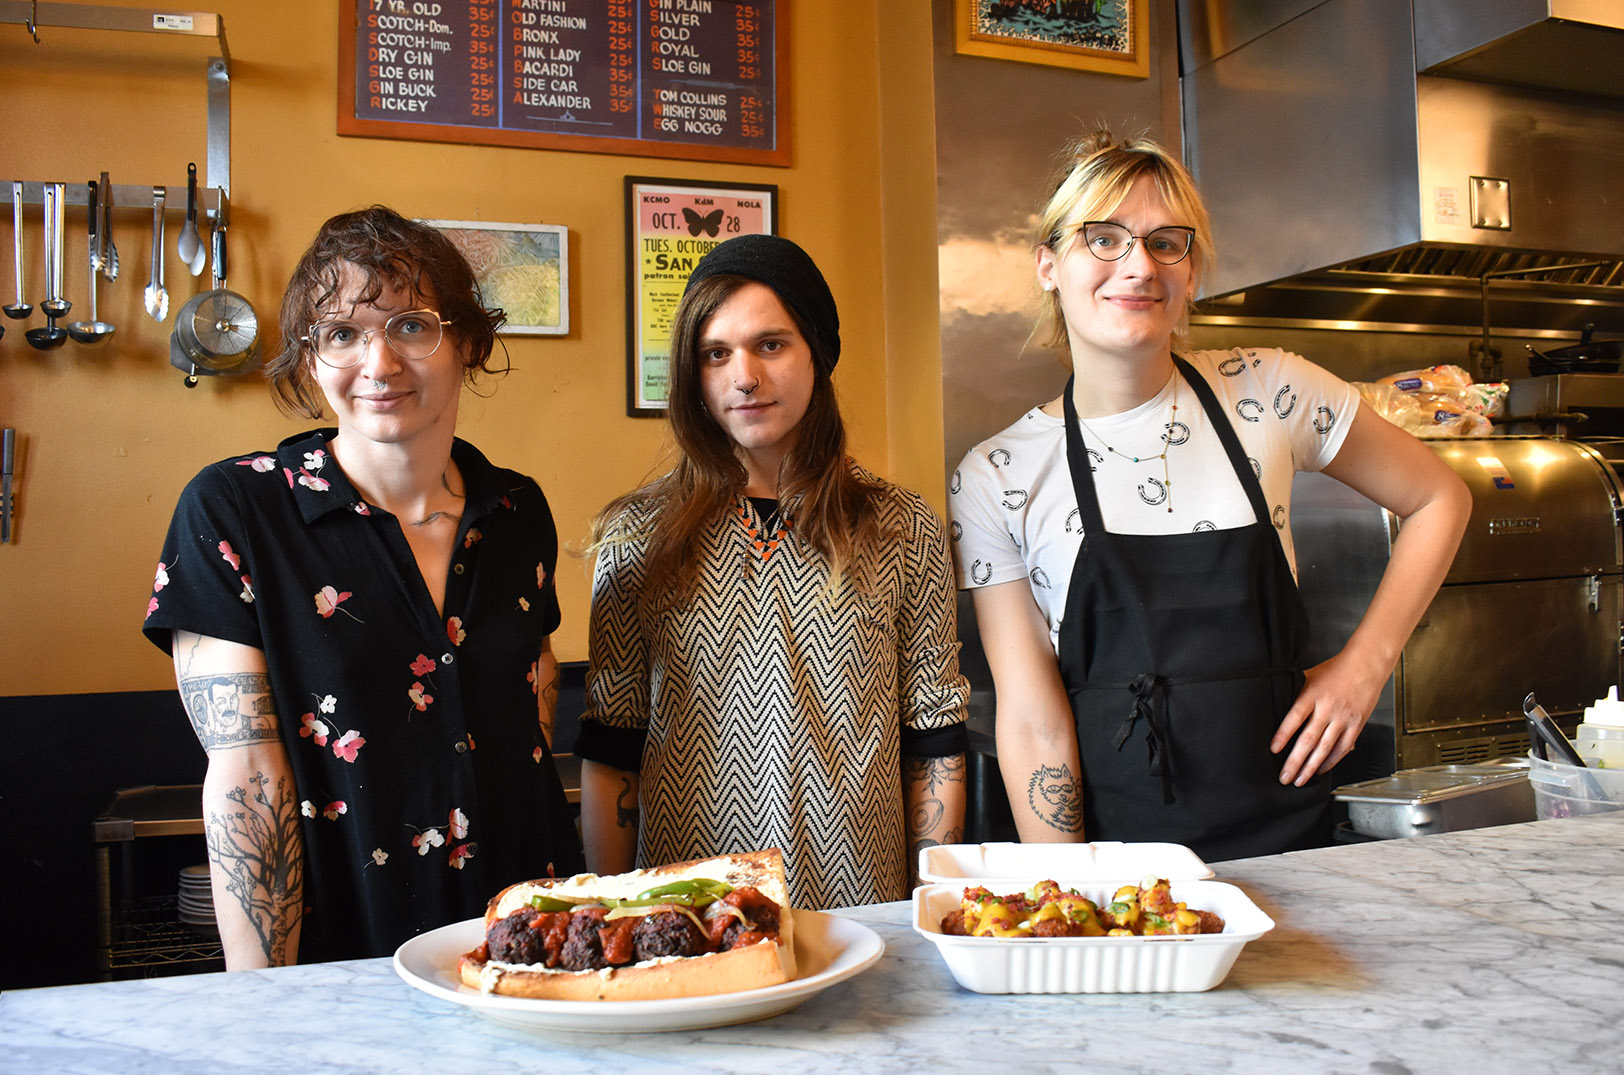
[[394, 908, 884, 1033]]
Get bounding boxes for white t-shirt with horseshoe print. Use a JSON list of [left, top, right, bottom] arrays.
[[949, 347, 1359, 653]]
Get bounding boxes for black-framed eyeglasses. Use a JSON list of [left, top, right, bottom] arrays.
[[1061, 221, 1196, 266], [301, 309, 453, 368]]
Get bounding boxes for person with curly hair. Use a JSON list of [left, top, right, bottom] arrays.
[[143, 206, 583, 967]]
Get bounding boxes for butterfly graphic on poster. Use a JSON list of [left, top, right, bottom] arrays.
[[683, 207, 724, 237]]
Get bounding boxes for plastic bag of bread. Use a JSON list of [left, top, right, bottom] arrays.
[[1377, 364, 1474, 395], [1411, 393, 1494, 437], [1355, 380, 1493, 438]]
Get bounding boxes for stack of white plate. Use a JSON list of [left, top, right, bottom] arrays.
[[177, 864, 218, 934]]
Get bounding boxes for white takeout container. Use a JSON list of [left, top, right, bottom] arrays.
[[917, 841, 1214, 887], [913, 879, 1274, 994]]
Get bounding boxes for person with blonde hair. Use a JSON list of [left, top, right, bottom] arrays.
[[576, 234, 968, 908], [951, 129, 1469, 860]]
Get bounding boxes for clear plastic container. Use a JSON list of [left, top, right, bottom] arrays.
[[1574, 724, 1624, 769], [1527, 753, 1624, 819]]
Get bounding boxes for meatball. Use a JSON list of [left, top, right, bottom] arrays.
[[632, 910, 709, 962], [485, 909, 548, 965], [559, 907, 610, 971]]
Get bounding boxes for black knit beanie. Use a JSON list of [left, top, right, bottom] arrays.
[[682, 234, 841, 370]]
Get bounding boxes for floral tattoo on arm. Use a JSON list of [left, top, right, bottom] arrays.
[[906, 754, 966, 870]]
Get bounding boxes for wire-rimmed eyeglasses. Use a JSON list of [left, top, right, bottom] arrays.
[[302, 309, 453, 368], [1059, 221, 1196, 266]]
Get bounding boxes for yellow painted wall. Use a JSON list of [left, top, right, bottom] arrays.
[[0, 0, 944, 696]]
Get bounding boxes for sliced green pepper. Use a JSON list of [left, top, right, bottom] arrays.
[[636, 878, 732, 900], [602, 877, 733, 910], [529, 894, 585, 912]]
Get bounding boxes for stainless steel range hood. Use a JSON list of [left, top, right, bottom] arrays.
[[1179, 0, 1624, 337]]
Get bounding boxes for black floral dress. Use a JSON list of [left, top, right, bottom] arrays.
[[144, 429, 584, 961]]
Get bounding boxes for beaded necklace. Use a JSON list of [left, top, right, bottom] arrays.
[[1074, 375, 1180, 513], [738, 498, 793, 562]]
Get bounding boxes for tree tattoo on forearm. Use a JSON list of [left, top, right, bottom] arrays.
[[208, 770, 304, 966], [1028, 763, 1085, 834]]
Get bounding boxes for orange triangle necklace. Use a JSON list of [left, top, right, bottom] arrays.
[[737, 498, 792, 562]]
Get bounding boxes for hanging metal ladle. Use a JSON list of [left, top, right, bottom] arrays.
[[5, 180, 31, 321], [24, 182, 67, 351], [67, 180, 114, 346]]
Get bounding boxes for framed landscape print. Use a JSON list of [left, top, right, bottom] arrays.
[[422, 220, 569, 336], [955, 0, 1149, 78]]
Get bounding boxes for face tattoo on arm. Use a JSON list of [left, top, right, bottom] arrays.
[[1028, 763, 1085, 834]]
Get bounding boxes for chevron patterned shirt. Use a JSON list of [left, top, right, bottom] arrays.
[[577, 466, 969, 909]]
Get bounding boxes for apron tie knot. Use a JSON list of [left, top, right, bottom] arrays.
[[1115, 673, 1175, 805]]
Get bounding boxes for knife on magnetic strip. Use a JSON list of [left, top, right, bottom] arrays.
[[1, 427, 14, 544]]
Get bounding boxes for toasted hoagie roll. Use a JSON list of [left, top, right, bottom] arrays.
[[459, 848, 797, 1000]]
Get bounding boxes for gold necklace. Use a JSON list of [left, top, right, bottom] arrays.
[[1075, 376, 1180, 514]]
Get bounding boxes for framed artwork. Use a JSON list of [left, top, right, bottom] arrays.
[[955, 0, 1149, 78], [420, 220, 569, 336], [341, 1, 789, 168], [624, 177, 778, 417]]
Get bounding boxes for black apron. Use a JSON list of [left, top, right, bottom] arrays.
[[1058, 356, 1332, 861]]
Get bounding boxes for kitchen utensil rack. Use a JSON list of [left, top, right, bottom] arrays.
[[2, 1, 233, 212]]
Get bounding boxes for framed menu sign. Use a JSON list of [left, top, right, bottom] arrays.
[[339, 0, 787, 166]]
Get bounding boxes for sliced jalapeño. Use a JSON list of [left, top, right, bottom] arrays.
[[528, 893, 581, 912], [607, 877, 733, 910]]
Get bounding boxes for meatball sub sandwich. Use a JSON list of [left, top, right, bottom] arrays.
[[459, 848, 797, 1000]]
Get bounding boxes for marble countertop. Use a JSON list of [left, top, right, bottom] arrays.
[[8, 812, 1624, 1074]]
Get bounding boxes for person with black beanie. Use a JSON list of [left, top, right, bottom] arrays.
[[574, 234, 970, 909]]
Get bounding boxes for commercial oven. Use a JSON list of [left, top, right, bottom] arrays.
[[1293, 436, 1624, 779]]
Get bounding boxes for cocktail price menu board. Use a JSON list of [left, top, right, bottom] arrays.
[[339, 0, 786, 166]]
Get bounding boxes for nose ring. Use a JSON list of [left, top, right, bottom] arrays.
[[371, 379, 388, 391], [736, 379, 758, 396]]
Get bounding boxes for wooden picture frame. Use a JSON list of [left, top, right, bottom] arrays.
[[955, 0, 1149, 78], [420, 220, 569, 336], [624, 177, 778, 417], [339, 1, 790, 168]]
